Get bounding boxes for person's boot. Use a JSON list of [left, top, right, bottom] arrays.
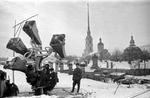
[[77, 87, 80, 93], [71, 89, 74, 93]]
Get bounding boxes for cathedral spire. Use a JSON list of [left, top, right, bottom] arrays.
[[87, 2, 91, 35], [82, 1, 93, 57]]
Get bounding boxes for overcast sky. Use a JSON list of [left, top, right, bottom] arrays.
[[0, 0, 150, 57]]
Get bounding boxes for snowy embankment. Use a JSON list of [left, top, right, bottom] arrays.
[[17, 72, 150, 98], [1, 62, 150, 98]]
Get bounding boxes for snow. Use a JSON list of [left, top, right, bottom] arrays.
[[1, 61, 150, 98], [81, 78, 150, 98], [134, 76, 150, 80]]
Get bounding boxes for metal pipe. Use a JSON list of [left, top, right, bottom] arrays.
[[13, 14, 38, 28]]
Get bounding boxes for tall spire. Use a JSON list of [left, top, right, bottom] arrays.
[[87, 1, 91, 35], [82, 1, 93, 57]]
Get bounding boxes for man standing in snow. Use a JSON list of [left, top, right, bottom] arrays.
[[71, 63, 82, 93]]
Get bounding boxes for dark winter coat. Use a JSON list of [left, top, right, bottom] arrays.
[[50, 72, 59, 83], [73, 68, 82, 81]]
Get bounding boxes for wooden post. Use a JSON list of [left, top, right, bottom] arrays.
[[68, 63, 73, 75], [12, 20, 16, 83], [55, 62, 59, 72], [60, 63, 64, 72]]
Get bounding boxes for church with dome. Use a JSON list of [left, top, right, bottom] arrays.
[[97, 38, 110, 60], [123, 35, 143, 63]]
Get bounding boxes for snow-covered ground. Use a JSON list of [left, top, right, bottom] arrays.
[[0, 61, 150, 98]]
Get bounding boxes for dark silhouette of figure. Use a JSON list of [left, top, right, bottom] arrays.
[[0, 70, 6, 97], [111, 62, 113, 69], [10, 83, 19, 96], [42, 66, 59, 94], [0, 71, 19, 97], [71, 63, 82, 93], [48, 68, 59, 91], [26, 65, 38, 86], [3, 80, 11, 97]]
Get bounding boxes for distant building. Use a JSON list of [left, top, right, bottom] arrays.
[[97, 38, 104, 53], [123, 36, 143, 63], [130, 35, 135, 47], [83, 3, 93, 57], [97, 38, 110, 60]]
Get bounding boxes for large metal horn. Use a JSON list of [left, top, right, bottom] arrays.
[[4, 57, 27, 73], [50, 34, 66, 58], [23, 20, 42, 45], [6, 37, 29, 55]]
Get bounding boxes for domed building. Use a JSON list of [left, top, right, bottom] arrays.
[[97, 38, 110, 61], [123, 36, 143, 63], [97, 38, 104, 53]]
